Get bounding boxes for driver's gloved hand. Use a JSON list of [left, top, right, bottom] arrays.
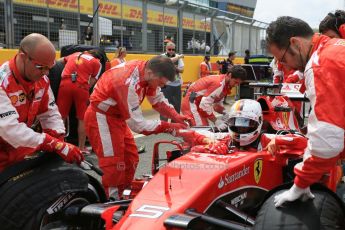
[[274, 184, 315, 207], [39, 133, 84, 164], [208, 141, 228, 155], [215, 118, 227, 131]]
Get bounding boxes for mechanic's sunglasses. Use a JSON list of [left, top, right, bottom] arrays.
[[167, 48, 175, 51], [21, 49, 54, 71], [279, 42, 290, 64]]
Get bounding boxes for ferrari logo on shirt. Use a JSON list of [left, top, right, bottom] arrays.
[[254, 159, 263, 184], [19, 93, 26, 102]]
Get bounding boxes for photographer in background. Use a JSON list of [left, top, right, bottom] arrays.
[[160, 42, 184, 121]]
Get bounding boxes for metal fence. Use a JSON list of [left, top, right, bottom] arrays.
[[0, 0, 269, 56]]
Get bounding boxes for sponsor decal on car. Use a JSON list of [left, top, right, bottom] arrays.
[[218, 177, 225, 189], [254, 158, 263, 184], [218, 165, 250, 189], [231, 192, 247, 207]]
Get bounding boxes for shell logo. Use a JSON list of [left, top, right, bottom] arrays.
[[218, 176, 225, 189], [10, 95, 18, 105]]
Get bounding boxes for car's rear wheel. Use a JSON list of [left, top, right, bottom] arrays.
[[254, 187, 345, 230]]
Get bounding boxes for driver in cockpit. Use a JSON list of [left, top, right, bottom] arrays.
[[176, 99, 307, 155]]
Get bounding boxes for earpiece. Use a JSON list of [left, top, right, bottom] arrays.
[[334, 11, 345, 38], [338, 24, 345, 38]]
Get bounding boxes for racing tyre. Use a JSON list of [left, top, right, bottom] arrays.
[[254, 187, 345, 230], [0, 156, 100, 230]]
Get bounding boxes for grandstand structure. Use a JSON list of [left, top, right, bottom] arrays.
[[0, 0, 268, 56]]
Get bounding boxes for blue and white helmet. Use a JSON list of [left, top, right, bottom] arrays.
[[228, 99, 263, 146]]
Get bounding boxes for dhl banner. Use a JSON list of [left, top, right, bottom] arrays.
[[13, 0, 210, 32], [13, 0, 93, 15]]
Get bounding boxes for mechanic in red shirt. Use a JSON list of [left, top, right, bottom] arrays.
[[0, 33, 84, 172], [57, 50, 102, 152], [84, 56, 190, 199], [181, 65, 247, 130], [266, 16, 345, 207], [199, 55, 212, 78]]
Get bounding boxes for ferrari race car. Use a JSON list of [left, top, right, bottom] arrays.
[[88, 83, 343, 229]]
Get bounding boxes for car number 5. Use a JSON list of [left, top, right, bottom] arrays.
[[129, 205, 170, 219]]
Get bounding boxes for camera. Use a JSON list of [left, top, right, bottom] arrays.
[[216, 59, 229, 74]]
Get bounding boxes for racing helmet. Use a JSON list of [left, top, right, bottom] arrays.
[[228, 99, 263, 146]]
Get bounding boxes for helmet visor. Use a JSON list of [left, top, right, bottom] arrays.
[[229, 117, 258, 134]]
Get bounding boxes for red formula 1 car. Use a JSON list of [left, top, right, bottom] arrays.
[[76, 83, 344, 230]]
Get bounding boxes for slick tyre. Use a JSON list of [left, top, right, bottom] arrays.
[[254, 188, 345, 230], [0, 158, 94, 230]]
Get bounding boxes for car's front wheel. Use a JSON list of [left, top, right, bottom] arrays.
[[254, 185, 345, 230]]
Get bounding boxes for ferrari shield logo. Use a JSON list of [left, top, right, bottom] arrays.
[[254, 159, 263, 184]]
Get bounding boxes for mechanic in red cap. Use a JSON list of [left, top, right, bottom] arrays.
[[181, 65, 247, 130], [84, 56, 190, 199], [0, 33, 84, 172], [57, 49, 102, 153], [266, 16, 345, 207]]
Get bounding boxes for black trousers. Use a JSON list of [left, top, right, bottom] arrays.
[[160, 85, 181, 121]]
